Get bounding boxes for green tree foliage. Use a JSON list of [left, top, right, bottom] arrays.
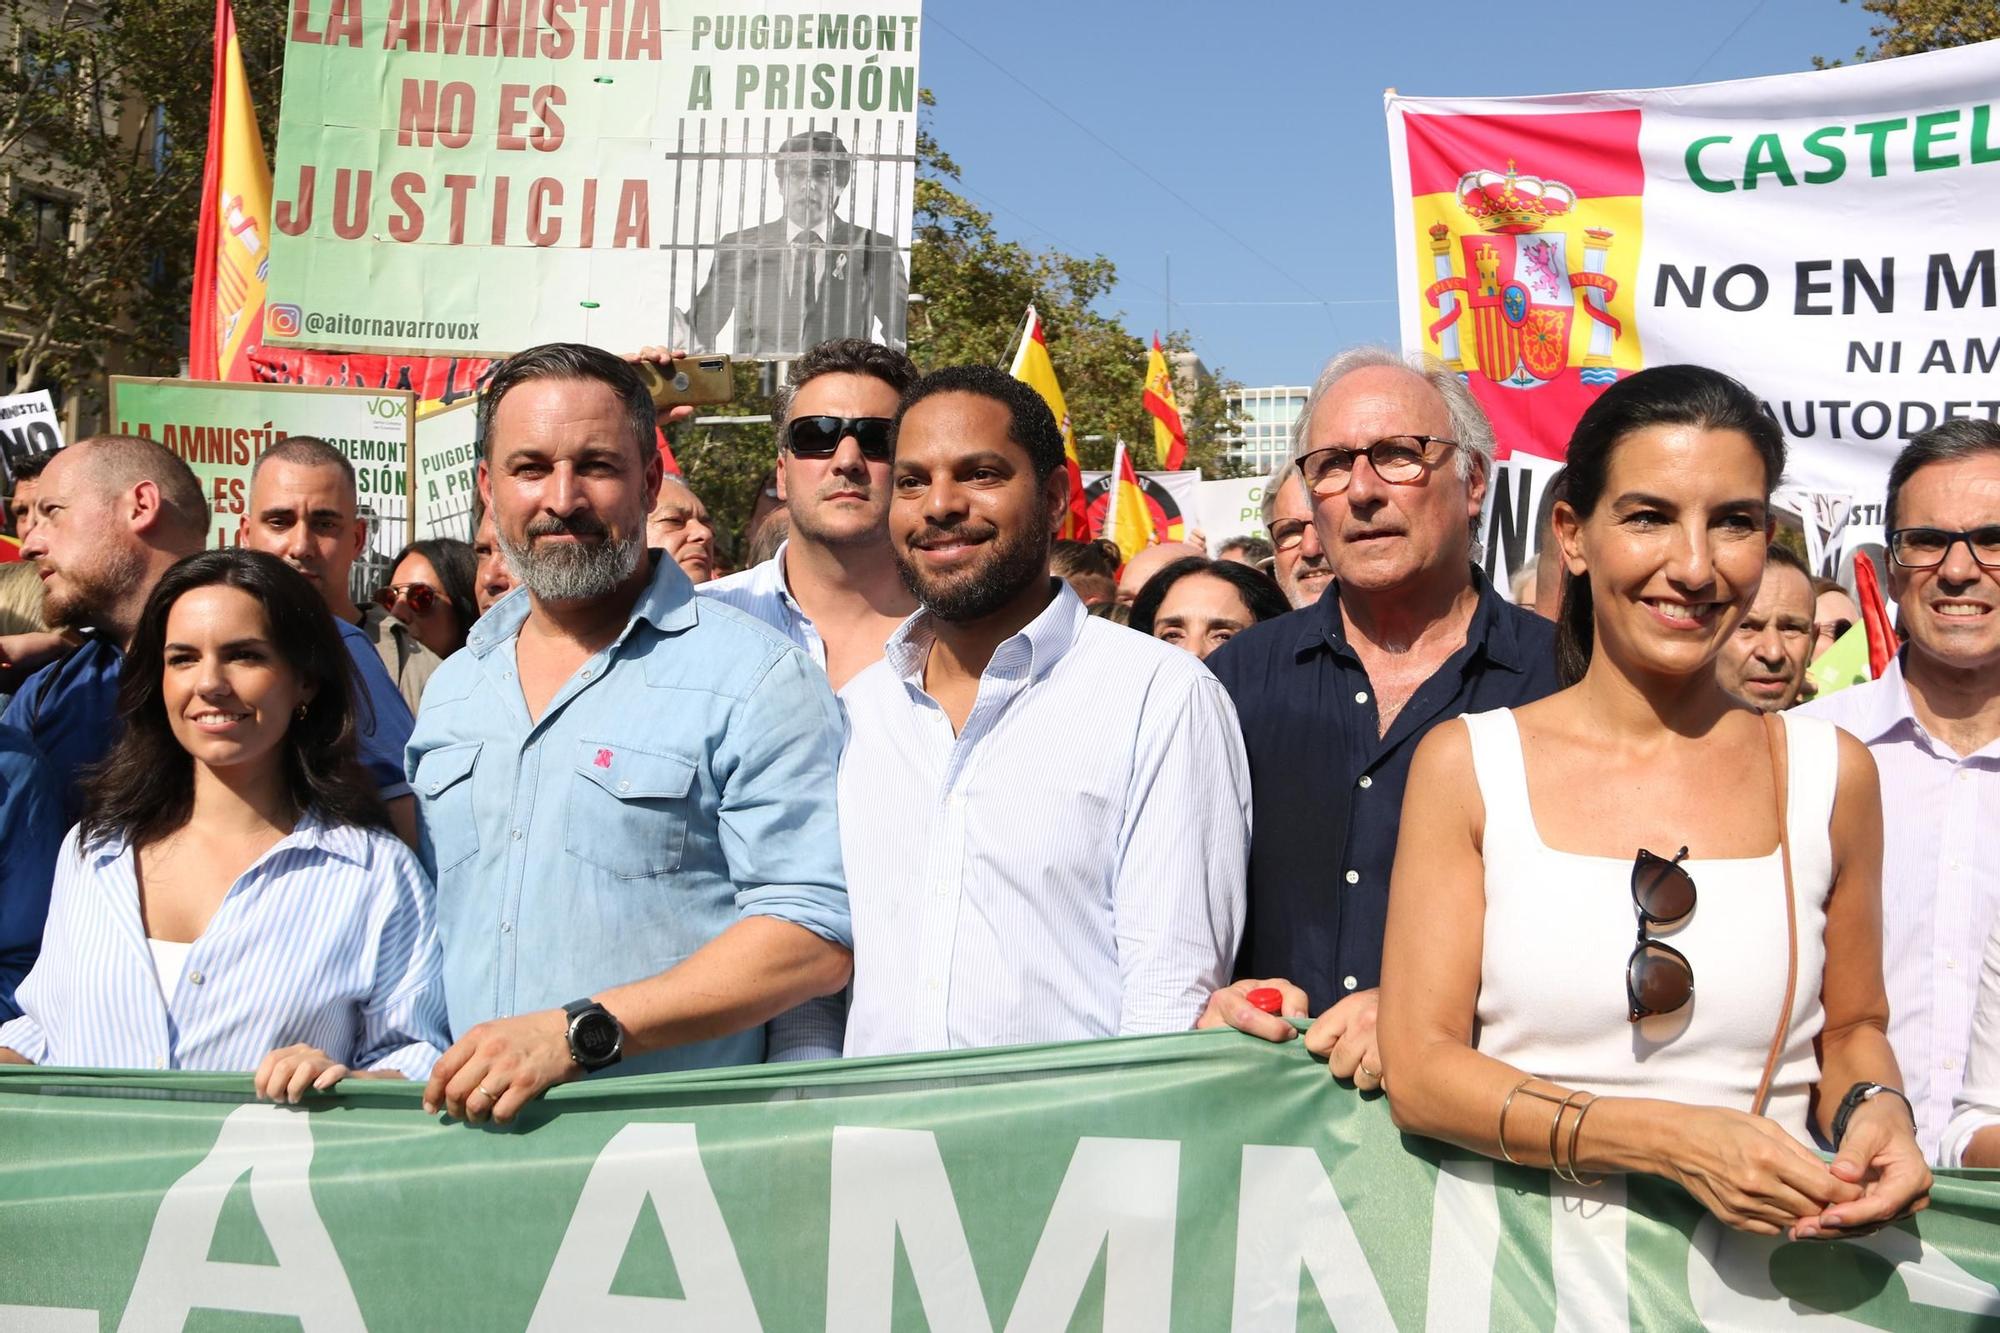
[[0, 0, 286, 395], [1815, 0, 2000, 66]]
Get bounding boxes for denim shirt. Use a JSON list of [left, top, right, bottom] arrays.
[[406, 555, 851, 1075]]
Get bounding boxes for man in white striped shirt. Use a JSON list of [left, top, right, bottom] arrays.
[[1801, 419, 2000, 1163], [699, 338, 921, 690], [839, 365, 1251, 1057]]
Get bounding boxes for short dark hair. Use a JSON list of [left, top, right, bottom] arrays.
[[1764, 540, 1810, 578], [773, 338, 921, 426], [894, 365, 1066, 483], [82, 548, 388, 847], [1884, 418, 2000, 534], [1810, 575, 1849, 601], [478, 343, 656, 465], [74, 434, 210, 543], [1128, 556, 1291, 635], [253, 436, 355, 498], [1049, 538, 1120, 581], [391, 537, 478, 643], [8, 451, 52, 485]]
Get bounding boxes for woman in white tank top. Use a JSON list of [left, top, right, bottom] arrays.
[[1376, 365, 1929, 1242]]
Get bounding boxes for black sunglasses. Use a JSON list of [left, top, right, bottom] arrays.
[[1628, 846, 1696, 1022], [786, 415, 894, 460]]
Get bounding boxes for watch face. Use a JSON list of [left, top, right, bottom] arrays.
[[573, 1011, 621, 1062]]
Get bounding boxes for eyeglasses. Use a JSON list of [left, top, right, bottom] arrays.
[[786, 415, 894, 460], [374, 583, 438, 614], [1813, 617, 1854, 646], [1628, 846, 1696, 1023], [1268, 518, 1309, 552], [1886, 526, 2000, 570], [1296, 435, 1459, 497]]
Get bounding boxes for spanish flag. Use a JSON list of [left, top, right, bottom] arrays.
[[1008, 306, 1090, 540], [1101, 441, 1156, 564], [1143, 335, 1188, 469], [189, 0, 272, 382]]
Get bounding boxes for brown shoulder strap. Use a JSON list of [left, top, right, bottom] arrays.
[[1751, 711, 1799, 1118]]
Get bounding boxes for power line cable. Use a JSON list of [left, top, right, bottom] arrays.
[[1686, 0, 1773, 82]]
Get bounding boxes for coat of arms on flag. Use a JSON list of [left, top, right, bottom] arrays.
[[1399, 110, 1645, 461]]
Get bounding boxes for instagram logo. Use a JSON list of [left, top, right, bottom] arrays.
[[267, 303, 303, 337]]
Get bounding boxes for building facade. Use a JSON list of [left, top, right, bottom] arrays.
[[1224, 385, 1309, 475]]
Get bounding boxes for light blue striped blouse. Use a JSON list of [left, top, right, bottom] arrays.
[[0, 812, 448, 1077]]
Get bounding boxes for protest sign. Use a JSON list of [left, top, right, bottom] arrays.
[[265, 1, 921, 361], [108, 379, 415, 565], [414, 397, 480, 540], [1388, 40, 2000, 573], [1198, 474, 1269, 555], [250, 347, 499, 412], [2, 1032, 1997, 1329], [1081, 468, 1203, 545], [0, 390, 63, 489]]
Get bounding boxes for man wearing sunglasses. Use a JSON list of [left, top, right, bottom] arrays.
[[700, 338, 920, 691], [1802, 419, 2000, 1165], [1198, 348, 1559, 1087]]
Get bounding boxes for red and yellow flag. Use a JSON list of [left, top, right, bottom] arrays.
[[1008, 306, 1090, 540], [1102, 442, 1157, 564], [189, 0, 272, 382], [1143, 336, 1188, 470]]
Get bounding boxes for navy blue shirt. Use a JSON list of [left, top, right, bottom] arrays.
[[1205, 569, 1559, 1012], [0, 724, 63, 1019], [0, 636, 122, 827]]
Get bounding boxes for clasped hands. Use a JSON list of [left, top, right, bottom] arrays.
[[1197, 978, 1383, 1093]]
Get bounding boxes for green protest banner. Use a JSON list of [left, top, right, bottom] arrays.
[[2, 1031, 1997, 1329], [266, 1, 921, 360], [108, 378, 416, 572], [413, 397, 479, 541]]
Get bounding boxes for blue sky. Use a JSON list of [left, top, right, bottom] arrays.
[[918, 0, 1881, 388]]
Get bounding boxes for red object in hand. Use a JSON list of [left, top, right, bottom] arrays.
[[1245, 987, 1284, 1015]]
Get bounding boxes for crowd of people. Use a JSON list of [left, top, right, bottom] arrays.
[[2, 333, 1997, 1249]]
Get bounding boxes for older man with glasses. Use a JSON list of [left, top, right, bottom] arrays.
[[1199, 348, 1560, 1089], [1803, 419, 2000, 1165], [1261, 459, 1332, 609]]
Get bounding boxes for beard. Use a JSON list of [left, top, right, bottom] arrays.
[[498, 513, 644, 602], [896, 520, 1049, 623], [41, 544, 144, 632]]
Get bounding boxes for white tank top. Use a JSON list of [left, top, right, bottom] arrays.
[[1464, 707, 1837, 1143]]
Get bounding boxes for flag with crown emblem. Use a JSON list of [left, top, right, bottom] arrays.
[[1387, 45, 2000, 585], [1144, 336, 1189, 470]]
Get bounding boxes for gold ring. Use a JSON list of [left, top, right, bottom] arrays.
[[1359, 1066, 1380, 1080], [475, 1085, 496, 1101]]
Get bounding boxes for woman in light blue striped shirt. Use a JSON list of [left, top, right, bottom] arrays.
[[0, 549, 448, 1096]]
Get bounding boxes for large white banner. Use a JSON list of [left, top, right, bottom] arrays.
[[1389, 40, 2000, 582], [268, 1, 920, 360]]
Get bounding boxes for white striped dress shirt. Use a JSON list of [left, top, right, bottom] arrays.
[[838, 581, 1251, 1057], [0, 812, 449, 1077], [696, 542, 827, 668], [1800, 655, 2000, 1160]]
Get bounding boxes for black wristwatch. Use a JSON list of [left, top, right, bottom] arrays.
[[563, 998, 624, 1072], [1831, 1081, 1914, 1149]]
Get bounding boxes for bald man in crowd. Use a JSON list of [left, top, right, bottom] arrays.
[[5, 437, 207, 820], [1115, 540, 1205, 609]]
